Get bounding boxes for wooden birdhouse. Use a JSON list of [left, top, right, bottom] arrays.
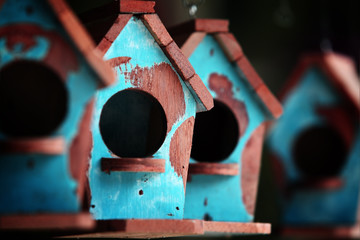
[[0, 0, 114, 231], [267, 52, 360, 237], [170, 19, 282, 234], [74, 1, 213, 238]]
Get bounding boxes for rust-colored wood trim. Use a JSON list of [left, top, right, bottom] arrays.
[[0, 213, 95, 230], [170, 19, 229, 35], [214, 33, 244, 62], [47, 0, 115, 88], [186, 74, 214, 112], [181, 32, 206, 58], [0, 137, 65, 155], [189, 163, 239, 176], [141, 14, 173, 47], [120, 0, 155, 13], [64, 219, 204, 238], [96, 14, 133, 56], [204, 221, 271, 234], [101, 157, 166, 173]]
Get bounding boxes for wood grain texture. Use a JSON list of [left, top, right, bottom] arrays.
[[186, 74, 214, 112], [141, 14, 173, 47], [0, 213, 94, 230], [119, 0, 155, 13], [163, 41, 195, 81], [65, 219, 204, 238], [101, 158, 165, 173], [170, 117, 195, 189], [181, 32, 206, 58], [204, 221, 271, 234], [123, 63, 185, 133], [241, 123, 265, 216], [69, 99, 94, 201], [236, 56, 264, 90], [97, 14, 132, 55], [47, 0, 115, 87], [214, 33, 244, 62], [189, 163, 239, 176], [256, 84, 283, 118], [0, 137, 65, 155]]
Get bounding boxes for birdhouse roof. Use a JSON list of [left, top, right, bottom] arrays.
[[279, 52, 360, 111], [79, 1, 213, 112], [22, 0, 116, 88], [169, 19, 283, 118]]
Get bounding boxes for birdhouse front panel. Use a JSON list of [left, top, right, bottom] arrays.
[[88, 16, 199, 220], [267, 65, 360, 225], [0, 0, 101, 214], [183, 35, 273, 222]]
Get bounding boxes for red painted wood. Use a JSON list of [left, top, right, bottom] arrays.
[[186, 74, 214, 112], [119, 0, 155, 13], [236, 56, 264, 90], [163, 41, 195, 81], [214, 33, 244, 62], [141, 14, 173, 47], [101, 158, 166, 173], [204, 221, 271, 234], [0, 137, 65, 155], [65, 219, 204, 238], [170, 19, 229, 35], [181, 32, 206, 58], [189, 163, 239, 176], [47, 0, 115, 87], [256, 84, 283, 118], [0, 213, 94, 230]]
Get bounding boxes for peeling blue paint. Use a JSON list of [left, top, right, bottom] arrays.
[[267, 67, 360, 225], [184, 35, 271, 222], [89, 17, 197, 220], [0, 0, 99, 213]]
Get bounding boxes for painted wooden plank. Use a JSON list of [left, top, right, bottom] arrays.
[[141, 14, 173, 47], [119, 0, 155, 13], [0, 137, 65, 155], [189, 163, 239, 176], [204, 221, 271, 234], [101, 158, 166, 173]]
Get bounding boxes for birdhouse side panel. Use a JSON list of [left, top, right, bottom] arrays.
[[184, 35, 269, 222], [0, 0, 99, 213], [88, 16, 197, 220], [267, 67, 360, 225]]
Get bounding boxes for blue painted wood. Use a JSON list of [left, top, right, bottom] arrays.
[[88, 17, 197, 220], [184, 35, 272, 222], [0, 0, 99, 213], [267, 67, 360, 225]]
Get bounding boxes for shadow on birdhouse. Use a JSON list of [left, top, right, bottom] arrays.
[[169, 19, 282, 235], [267, 52, 360, 238], [0, 0, 115, 233], [70, 1, 214, 238]]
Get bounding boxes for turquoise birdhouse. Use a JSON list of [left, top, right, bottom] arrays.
[[77, 0, 213, 237], [0, 0, 114, 231], [267, 52, 360, 237], [170, 19, 282, 234]]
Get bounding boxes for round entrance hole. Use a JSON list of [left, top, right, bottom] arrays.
[[191, 100, 239, 163], [99, 89, 167, 158], [0, 60, 68, 137], [292, 125, 347, 178]]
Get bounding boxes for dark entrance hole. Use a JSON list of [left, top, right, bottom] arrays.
[[99, 89, 167, 158], [292, 125, 348, 178], [191, 100, 239, 163], [0, 60, 68, 137]]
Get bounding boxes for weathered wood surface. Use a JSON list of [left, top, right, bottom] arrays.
[[101, 158, 166, 173], [204, 221, 271, 234], [189, 163, 239, 176]]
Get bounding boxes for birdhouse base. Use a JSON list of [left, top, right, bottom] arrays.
[[188, 163, 239, 176], [281, 225, 360, 238], [203, 221, 271, 235], [0, 213, 94, 231], [101, 158, 166, 173], [62, 219, 204, 239]]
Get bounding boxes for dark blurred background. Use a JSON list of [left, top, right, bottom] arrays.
[[68, 1, 360, 239]]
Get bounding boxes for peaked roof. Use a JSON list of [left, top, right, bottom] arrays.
[[0, 0, 115, 88], [169, 19, 283, 119], [79, 1, 213, 112], [279, 52, 360, 111]]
